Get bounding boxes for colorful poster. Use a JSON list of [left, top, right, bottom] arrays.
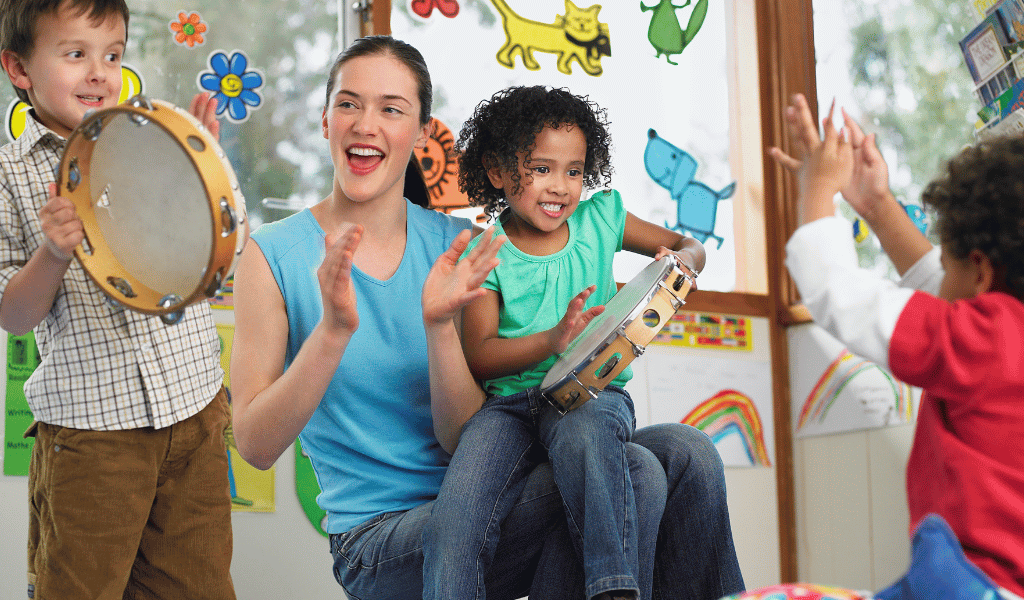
[[4, 333, 39, 476], [645, 340, 773, 468], [652, 311, 752, 351], [216, 323, 275, 511], [789, 324, 918, 438]]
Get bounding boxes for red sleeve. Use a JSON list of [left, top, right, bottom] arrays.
[[889, 291, 1024, 405]]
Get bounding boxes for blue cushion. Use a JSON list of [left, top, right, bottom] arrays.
[[875, 514, 1000, 600]]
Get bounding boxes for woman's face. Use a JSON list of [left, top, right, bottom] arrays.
[[322, 53, 430, 205]]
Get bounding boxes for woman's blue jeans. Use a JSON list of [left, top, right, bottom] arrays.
[[423, 386, 657, 600], [330, 404, 744, 600]]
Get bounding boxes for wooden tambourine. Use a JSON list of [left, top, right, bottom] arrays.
[[540, 256, 695, 412], [57, 95, 245, 324]]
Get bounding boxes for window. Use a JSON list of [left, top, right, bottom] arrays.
[[389, 1, 762, 293], [2, 1, 341, 231], [812, 1, 980, 277]]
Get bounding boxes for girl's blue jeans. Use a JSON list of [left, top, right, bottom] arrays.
[[423, 386, 653, 600], [330, 391, 744, 600]]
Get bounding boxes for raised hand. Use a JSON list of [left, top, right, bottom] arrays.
[[840, 107, 894, 219], [38, 183, 83, 262], [422, 227, 505, 326], [318, 223, 363, 336], [769, 94, 894, 221], [769, 93, 823, 172], [548, 285, 605, 355], [188, 92, 221, 141], [797, 102, 854, 224]]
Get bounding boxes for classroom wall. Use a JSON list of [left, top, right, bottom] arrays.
[[788, 323, 915, 592]]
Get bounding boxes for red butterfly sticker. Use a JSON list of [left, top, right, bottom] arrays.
[[410, 0, 459, 19]]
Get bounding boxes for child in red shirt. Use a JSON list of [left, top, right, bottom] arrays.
[[775, 94, 1024, 599]]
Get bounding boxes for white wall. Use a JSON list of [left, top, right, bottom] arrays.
[[788, 324, 915, 592]]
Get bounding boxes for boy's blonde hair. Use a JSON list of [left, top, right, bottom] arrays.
[[0, 0, 129, 105]]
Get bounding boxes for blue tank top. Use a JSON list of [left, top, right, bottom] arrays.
[[251, 201, 472, 532]]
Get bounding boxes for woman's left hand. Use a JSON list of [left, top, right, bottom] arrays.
[[422, 227, 505, 326]]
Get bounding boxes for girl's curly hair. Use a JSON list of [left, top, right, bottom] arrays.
[[921, 135, 1024, 299], [456, 85, 613, 218]]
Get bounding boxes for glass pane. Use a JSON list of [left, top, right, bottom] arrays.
[[813, 0, 979, 277], [2, 2, 339, 230], [390, 2, 745, 292]]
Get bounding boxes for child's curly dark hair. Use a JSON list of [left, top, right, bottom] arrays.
[[922, 135, 1024, 299], [456, 85, 613, 218]]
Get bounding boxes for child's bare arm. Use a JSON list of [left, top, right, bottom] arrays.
[[460, 286, 603, 382], [621, 212, 705, 279], [0, 184, 80, 334]]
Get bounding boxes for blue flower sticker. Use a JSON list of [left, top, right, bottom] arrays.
[[198, 50, 263, 123]]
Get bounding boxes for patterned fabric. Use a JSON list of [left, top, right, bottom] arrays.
[[0, 112, 223, 430], [721, 583, 869, 600]]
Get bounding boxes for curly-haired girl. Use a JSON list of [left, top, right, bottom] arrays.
[[422, 85, 708, 600]]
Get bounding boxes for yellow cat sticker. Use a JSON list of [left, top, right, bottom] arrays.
[[490, 0, 611, 76]]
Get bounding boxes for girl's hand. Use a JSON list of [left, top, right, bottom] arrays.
[[318, 223, 363, 336], [188, 92, 221, 141], [422, 227, 505, 326], [548, 285, 605, 355], [38, 183, 83, 262], [654, 247, 701, 291]]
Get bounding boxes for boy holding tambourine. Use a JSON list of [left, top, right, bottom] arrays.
[[0, 0, 237, 597]]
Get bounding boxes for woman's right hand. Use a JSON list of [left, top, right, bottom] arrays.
[[318, 223, 363, 336]]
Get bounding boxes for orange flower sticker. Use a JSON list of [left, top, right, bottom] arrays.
[[169, 12, 207, 48]]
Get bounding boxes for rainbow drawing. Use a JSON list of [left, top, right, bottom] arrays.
[[798, 349, 913, 431], [682, 389, 771, 467]]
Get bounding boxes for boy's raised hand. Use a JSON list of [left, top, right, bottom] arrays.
[[549, 285, 605, 355], [319, 223, 363, 336], [188, 92, 221, 141], [797, 102, 854, 224], [769, 93, 823, 172], [840, 108, 894, 220], [422, 227, 505, 326], [769, 94, 893, 221], [38, 183, 83, 262]]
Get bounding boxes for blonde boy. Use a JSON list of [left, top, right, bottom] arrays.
[[0, 0, 235, 597]]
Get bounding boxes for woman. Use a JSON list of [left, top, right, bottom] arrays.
[[229, 35, 744, 600]]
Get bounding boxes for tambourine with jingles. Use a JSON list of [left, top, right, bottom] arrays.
[[540, 255, 695, 412], [56, 95, 246, 324]]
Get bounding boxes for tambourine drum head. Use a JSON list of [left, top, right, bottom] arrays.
[[90, 112, 212, 298], [542, 258, 670, 388]]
